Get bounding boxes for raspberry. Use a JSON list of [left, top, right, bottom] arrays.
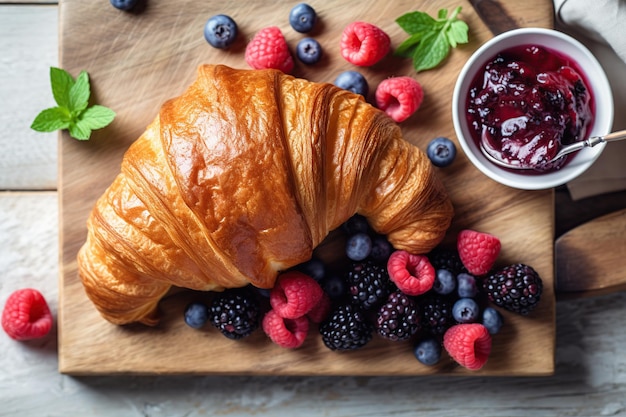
[[387, 250, 435, 296], [270, 271, 323, 319], [340, 21, 390, 67], [2, 288, 53, 341], [262, 309, 310, 349], [375, 76, 424, 123], [443, 323, 492, 371], [245, 26, 294, 73], [457, 229, 501, 276], [306, 292, 331, 323]]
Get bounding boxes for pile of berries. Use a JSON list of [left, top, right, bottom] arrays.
[[180, 215, 544, 372], [201, 4, 424, 124]]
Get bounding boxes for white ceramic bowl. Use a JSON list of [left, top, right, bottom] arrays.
[[452, 28, 614, 190]]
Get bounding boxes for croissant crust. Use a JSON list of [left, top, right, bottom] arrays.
[[77, 65, 454, 325]]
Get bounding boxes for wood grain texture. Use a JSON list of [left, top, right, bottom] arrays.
[[0, 5, 58, 190], [556, 208, 626, 296], [58, 0, 556, 375]]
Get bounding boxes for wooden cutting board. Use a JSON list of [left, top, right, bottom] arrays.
[[58, 0, 555, 375]]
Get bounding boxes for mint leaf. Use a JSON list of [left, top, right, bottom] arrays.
[[32, 67, 115, 140], [448, 20, 469, 45], [396, 11, 440, 34], [395, 33, 427, 58], [69, 119, 92, 141], [69, 70, 90, 114], [412, 32, 451, 73], [79, 105, 116, 130], [31, 107, 71, 132], [50, 67, 75, 109], [394, 6, 469, 72]]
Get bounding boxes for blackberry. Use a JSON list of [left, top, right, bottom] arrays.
[[209, 288, 260, 339], [319, 303, 373, 351], [482, 263, 543, 315], [347, 261, 395, 310], [428, 248, 466, 276], [376, 291, 421, 342], [420, 294, 454, 336]]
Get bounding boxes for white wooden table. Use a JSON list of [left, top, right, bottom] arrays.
[[1, 2, 625, 416]]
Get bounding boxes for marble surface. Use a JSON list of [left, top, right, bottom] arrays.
[[1, 2, 625, 416]]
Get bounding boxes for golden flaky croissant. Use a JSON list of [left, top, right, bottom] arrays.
[[77, 65, 454, 325]]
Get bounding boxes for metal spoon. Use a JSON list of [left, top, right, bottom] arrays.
[[480, 129, 626, 170]]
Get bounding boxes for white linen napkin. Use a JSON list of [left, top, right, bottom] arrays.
[[554, 0, 626, 199]]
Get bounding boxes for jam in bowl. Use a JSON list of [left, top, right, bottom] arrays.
[[453, 28, 614, 190]]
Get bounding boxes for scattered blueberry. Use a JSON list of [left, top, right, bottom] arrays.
[[457, 273, 478, 298], [184, 301, 209, 329], [413, 337, 442, 366], [321, 274, 347, 299], [254, 287, 272, 298], [370, 235, 393, 263], [426, 137, 457, 167], [296, 257, 326, 281], [482, 307, 504, 334], [452, 297, 480, 323], [296, 38, 323, 65], [334, 71, 369, 97], [204, 14, 238, 49], [346, 232, 372, 261], [433, 269, 456, 295], [342, 214, 370, 235], [110, 0, 138, 11], [289, 3, 317, 33]]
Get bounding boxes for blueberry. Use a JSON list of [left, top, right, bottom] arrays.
[[289, 3, 317, 33], [296, 257, 326, 281], [346, 232, 372, 261], [413, 337, 442, 366], [184, 302, 209, 329], [296, 38, 322, 65], [426, 137, 457, 167], [433, 268, 456, 295], [452, 298, 480, 323], [204, 14, 238, 49], [457, 273, 478, 298], [321, 274, 347, 299], [110, 0, 138, 11], [342, 214, 369, 235], [334, 71, 369, 97], [482, 307, 504, 334], [370, 235, 393, 263]]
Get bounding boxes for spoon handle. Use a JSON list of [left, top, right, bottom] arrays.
[[599, 129, 626, 143]]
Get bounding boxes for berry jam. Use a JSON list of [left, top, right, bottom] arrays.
[[466, 44, 594, 172]]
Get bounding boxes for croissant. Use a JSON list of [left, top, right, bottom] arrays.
[[77, 64, 454, 326]]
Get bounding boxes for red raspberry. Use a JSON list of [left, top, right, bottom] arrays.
[[262, 309, 309, 349], [2, 288, 53, 341], [443, 323, 492, 370], [306, 292, 331, 323], [270, 271, 323, 319], [387, 250, 435, 296], [245, 26, 294, 73], [457, 229, 501, 276], [375, 76, 424, 122], [340, 21, 390, 67]]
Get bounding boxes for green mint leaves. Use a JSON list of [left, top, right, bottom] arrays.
[[395, 6, 469, 73], [31, 67, 115, 140]]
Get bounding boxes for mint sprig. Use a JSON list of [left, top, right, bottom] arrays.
[[31, 67, 115, 140], [395, 6, 469, 73]]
